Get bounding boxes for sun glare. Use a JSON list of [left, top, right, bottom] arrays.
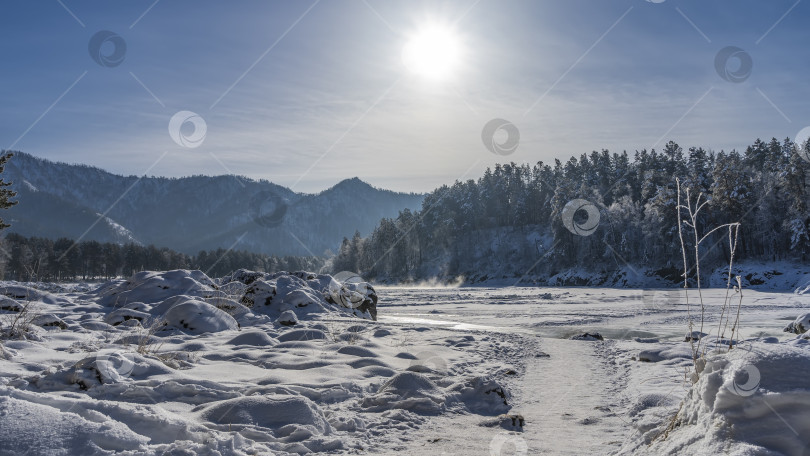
[[401, 25, 461, 80]]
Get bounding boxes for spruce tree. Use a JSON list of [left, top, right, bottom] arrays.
[[0, 152, 18, 230]]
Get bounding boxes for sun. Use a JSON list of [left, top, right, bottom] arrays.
[[401, 25, 461, 80]]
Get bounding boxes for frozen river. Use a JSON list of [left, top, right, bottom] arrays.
[[377, 286, 807, 341]]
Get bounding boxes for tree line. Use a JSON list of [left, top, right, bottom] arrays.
[[333, 138, 810, 283], [0, 233, 325, 282]]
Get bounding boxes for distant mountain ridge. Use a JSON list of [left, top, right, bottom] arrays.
[[2, 152, 424, 256]]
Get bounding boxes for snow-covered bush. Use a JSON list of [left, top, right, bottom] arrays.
[[0, 299, 38, 340]]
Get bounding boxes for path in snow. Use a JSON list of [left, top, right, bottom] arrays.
[[375, 286, 809, 455], [516, 337, 630, 454], [393, 336, 631, 456]]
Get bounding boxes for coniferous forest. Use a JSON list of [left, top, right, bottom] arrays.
[[4, 138, 809, 284], [0, 233, 324, 282], [333, 138, 810, 283]]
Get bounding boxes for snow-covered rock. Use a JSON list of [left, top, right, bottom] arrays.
[[218, 268, 267, 286], [326, 278, 378, 320], [104, 308, 151, 326], [236, 272, 377, 320], [161, 299, 239, 334], [446, 376, 511, 415], [239, 279, 278, 308], [277, 310, 299, 326], [87, 269, 381, 334], [0, 297, 23, 312], [30, 314, 67, 330], [570, 332, 604, 341], [279, 288, 322, 311], [361, 372, 446, 414], [94, 270, 222, 306], [784, 312, 810, 334], [636, 343, 693, 363], [202, 297, 252, 320], [60, 351, 175, 389], [480, 413, 525, 431], [684, 330, 708, 341], [0, 285, 66, 305]]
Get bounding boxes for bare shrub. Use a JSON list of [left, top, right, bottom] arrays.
[[676, 178, 743, 378], [135, 317, 167, 356], [0, 300, 38, 340]]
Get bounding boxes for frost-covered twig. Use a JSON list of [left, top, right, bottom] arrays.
[[676, 178, 742, 379], [717, 224, 741, 348], [135, 317, 167, 355], [0, 300, 38, 340]]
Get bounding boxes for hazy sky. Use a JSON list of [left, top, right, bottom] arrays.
[[1, 1, 808, 193]]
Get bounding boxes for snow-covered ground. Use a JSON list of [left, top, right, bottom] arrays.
[[1, 272, 809, 455], [378, 286, 810, 455]]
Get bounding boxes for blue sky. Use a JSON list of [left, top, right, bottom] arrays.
[[1, 0, 808, 193]]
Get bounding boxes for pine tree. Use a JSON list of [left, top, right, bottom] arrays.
[[782, 138, 810, 260], [342, 137, 807, 281], [0, 152, 18, 230]]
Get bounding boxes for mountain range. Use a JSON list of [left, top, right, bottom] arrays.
[[1, 152, 424, 256]]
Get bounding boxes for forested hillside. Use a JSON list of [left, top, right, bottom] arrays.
[[333, 138, 810, 283], [0, 234, 324, 281], [2, 152, 424, 256]]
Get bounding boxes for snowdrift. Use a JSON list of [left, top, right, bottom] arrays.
[[0, 269, 526, 455], [628, 340, 810, 455]]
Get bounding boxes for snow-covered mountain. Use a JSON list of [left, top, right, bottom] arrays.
[[2, 152, 424, 256]]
